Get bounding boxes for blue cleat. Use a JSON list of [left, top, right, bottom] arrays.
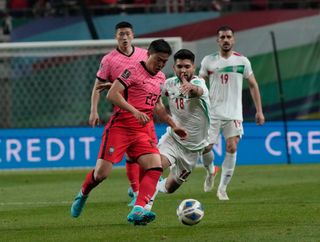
[[70, 190, 88, 218], [128, 195, 137, 207], [127, 206, 156, 225], [128, 187, 134, 199]]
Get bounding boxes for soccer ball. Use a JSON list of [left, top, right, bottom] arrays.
[[176, 198, 204, 225]]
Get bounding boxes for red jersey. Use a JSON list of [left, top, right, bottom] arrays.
[[96, 46, 147, 83], [108, 61, 166, 129]]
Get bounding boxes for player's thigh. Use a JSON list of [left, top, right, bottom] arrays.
[[158, 132, 177, 168], [222, 120, 243, 140], [222, 120, 243, 151], [98, 126, 130, 163], [208, 119, 221, 145], [127, 132, 161, 169]]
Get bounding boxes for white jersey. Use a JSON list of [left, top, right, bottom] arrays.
[[199, 51, 253, 121], [162, 75, 211, 151]]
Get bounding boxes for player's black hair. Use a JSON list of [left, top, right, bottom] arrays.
[[148, 39, 172, 55], [217, 25, 234, 34], [115, 21, 133, 30], [173, 49, 195, 63]]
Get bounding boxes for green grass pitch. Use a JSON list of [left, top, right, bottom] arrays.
[[1, 164, 320, 242]]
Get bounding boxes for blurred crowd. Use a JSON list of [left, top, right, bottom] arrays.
[[1, 0, 319, 41], [2, 0, 319, 19]]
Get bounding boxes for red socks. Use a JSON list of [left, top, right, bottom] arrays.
[[81, 169, 100, 196], [126, 161, 141, 193], [135, 168, 162, 207]]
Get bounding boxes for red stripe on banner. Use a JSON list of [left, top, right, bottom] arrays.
[[138, 10, 319, 41]]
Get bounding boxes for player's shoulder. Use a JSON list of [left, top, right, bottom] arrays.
[[101, 49, 119, 60], [134, 46, 147, 53], [205, 52, 219, 59], [165, 76, 179, 83], [190, 76, 206, 86], [232, 51, 249, 60], [201, 52, 219, 63]]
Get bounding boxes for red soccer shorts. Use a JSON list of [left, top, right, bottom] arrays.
[[98, 124, 159, 164]]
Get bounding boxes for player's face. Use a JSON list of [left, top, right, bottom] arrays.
[[173, 59, 195, 82], [115, 27, 134, 49], [146, 52, 170, 74], [217, 30, 234, 53]]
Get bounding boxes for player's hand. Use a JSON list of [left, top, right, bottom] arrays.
[[179, 74, 192, 96], [96, 82, 112, 92], [89, 112, 100, 127], [133, 110, 150, 126], [255, 112, 265, 125], [173, 127, 188, 140]]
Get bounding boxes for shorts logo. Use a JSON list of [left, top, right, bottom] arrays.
[[108, 147, 115, 155], [121, 69, 131, 79]]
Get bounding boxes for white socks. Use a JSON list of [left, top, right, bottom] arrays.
[[202, 150, 215, 175], [218, 152, 236, 191]]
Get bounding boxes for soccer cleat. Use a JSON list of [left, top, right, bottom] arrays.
[[127, 186, 134, 199], [203, 166, 219, 192], [127, 206, 156, 225], [70, 190, 88, 218], [217, 189, 229, 201], [127, 194, 137, 207]]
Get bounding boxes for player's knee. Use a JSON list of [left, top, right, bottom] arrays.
[[93, 171, 108, 182]]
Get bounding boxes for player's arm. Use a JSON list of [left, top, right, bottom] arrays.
[[106, 79, 150, 125], [247, 74, 265, 125], [179, 76, 203, 97], [89, 78, 104, 127], [154, 98, 187, 139]]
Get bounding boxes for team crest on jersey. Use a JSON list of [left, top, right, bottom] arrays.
[[108, 146, 115, 155], [233, 66, 238, 73], [121, 69, 131, 79]]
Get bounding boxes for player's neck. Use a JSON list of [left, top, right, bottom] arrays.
[[220, 50, 232, 59], [118, 46, 134, 56]]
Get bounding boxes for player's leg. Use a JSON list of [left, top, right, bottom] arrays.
[[71, 125, 126, 217], [125, 155, 140, 206], [203, 120, 220, 192], [127, 153, 162, 225], [144, 153, 171, 211], [217, 120, 242, 200], [202, 144, 216, 192], [71, 159, 112, 217]]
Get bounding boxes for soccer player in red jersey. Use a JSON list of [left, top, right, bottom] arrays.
[[71, 39, 187, 225], [89, 21, 148, 206]]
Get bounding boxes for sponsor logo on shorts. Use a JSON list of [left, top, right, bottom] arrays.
[[108, 147, 115, 155]]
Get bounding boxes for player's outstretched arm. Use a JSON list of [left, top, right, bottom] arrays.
[[247, 74, 265, 125], [154, 98, 187, 139]]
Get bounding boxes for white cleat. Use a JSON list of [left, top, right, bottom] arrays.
[[217, 189, 229, 201], [203, 166, 219, 192]]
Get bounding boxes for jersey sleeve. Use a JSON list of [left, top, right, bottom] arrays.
[[96, 55, 110, 82], [191, 78, 208, 96], [199, 56, 209, 78], [117, 66, 137, 88], [243, 57, 253, 79]]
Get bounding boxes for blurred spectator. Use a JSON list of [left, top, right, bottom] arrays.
[[2, 12, 12, 35]]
